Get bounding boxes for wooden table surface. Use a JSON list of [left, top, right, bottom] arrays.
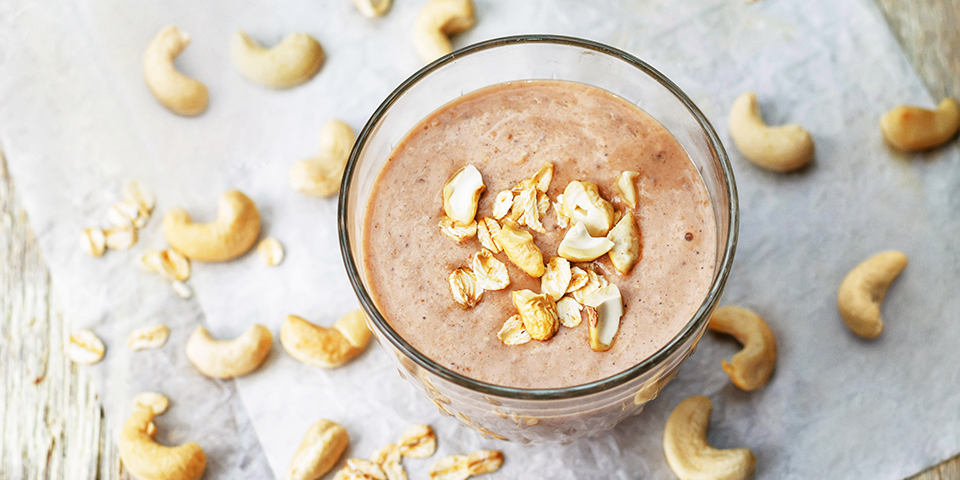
[[2, 1, 958, 478]]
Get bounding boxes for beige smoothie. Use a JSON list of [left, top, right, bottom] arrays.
[[362, 80, 715, 389]]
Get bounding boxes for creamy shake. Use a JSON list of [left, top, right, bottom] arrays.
[[362, 80, 715, 389]]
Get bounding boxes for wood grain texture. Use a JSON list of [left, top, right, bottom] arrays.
[[0, 152, 120, 480]]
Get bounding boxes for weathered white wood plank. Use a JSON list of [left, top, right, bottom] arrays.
[[0, 151, 116, 480]]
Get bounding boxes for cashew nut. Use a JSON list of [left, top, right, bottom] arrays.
[[880, 98, 960, 151], [837, 250, 908, 339], [163, 190, 261, 262], [708, 306, 777, 391], [287, 419, 350, 480], [119, 403, 206, 480], [280, 310, 372, 368], [353, 0, 392, 18], [230, 30, 324, 89], [290, 120, 357, 198], [185, 324, 273, 379], [143, 26, 209, 116], [664, 396, 756, 480], [413, 0, 476, 63], [729, 92, 814, 172]]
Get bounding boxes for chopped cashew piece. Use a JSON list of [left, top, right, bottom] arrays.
[[163, 190, 261, 262], [67, 330, 105, 365], [258, 237, 285, 266], [370, 444, 407, 480], [443, 165, 485, 225], [287, 419, 350, 480], [334, 458, 387, 480], [472, 249, 510, 291], [123, 180, 156, 214], [398, 424, 437, 458], [566, 266, 589, 293], [127, 324, 170, 351], [132, 392, 169, 415], [556, 296, 583, 328], [571, 268, 608, 305], [606, 211, 641, 274], [880, 98, 960, 151], [837, 250, 908, 339], [528, 163, 554, 193], [553, 195, 570, 229], [512, 290, 559, 341], [354, 0, 392, 17], [709, 306, 777, 391], [449, 266, 482, 308], [80, 228, 106, 257], [291, 120, 357, 197], [558, 221, 614, 262], [491, 191, 513, 219], [185, 324, 273, 379], [664, 396, 756, 480], [561, 181, 615, 236], [439, 217, 478, 242], [281, 311, 372, 368], [729, 92, 814, 172], [615, 171, 640, 209], [509, 184, 544, 233], [230, 31, 324, 89], [413, 0, 476, 63], [495, 219, 544, 278], [475, 217, 502, 253], [497, 314, 531, 346], [105, 226, 137, 250], [119, 404, 206, 480], [142, 26, 209, 116], [584, 284, 623, 352], [540, 257, 571, 300]]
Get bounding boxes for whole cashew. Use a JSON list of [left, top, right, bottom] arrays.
[[729, 92, 814, 172], [708, 306, 777, 391], [280, 310, 372, 368], [664, 396, 756, 480], [413, 0, 476, 63], [185, 324, 273, 379], [143, 26, 209, 116], [290, 120, 356, 198], [837, 250, 908, 339], [353, 0, 392, 18], [880, 98, 960, 151], [287, 419, 350, 480], [119, 404, 206, 480], [163, 190, 261, 262], [230, 31, 325, 89]]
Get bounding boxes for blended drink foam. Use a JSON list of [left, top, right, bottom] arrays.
[[362, 80, 716, 389]]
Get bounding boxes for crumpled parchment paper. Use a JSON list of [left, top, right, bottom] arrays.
[[1, 0, 959, 478]]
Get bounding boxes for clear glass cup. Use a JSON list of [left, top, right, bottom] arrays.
[[339, 35, 738, 444]]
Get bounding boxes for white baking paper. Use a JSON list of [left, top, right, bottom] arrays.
[[1, 0, 959, 478]]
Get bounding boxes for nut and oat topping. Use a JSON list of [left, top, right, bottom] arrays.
[[472, 249, 510, 291], [491, 191, 513, 220], [557, 220, 614, 262], [556, 296, 583, 328], [584, 284, 624, 352], [512, 290, 559, 341], [496, 314, 531, 346], [616, 170, 641, 209], [606, 210, 641, 274], [475, 217, 502, 253], [449, 267, 481, 309], [439, 216, 477, 243], [540, 257, 571, 300], [495, 219, 544, 278], [560, 181, 615, 237], [571, 268, 609, 305], [442, 165, 485, 225], [567, 266, 590, 293], [508, 184, 544, 233]]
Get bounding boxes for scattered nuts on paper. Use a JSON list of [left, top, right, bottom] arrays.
[[258, 237, 285, 267], [67, 329, 105, 365], [127, 324, 170, 351]]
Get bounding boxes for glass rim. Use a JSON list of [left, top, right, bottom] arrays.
[[339, 34, 739, 401]]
